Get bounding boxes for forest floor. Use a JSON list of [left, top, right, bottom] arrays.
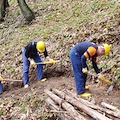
[[1, 69, 120, 106], [0, 0, 120, 119], [1, 67, 120, 120]]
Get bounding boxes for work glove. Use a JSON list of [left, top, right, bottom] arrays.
[[0, 76, 4, 81], [30, 60, 36, 66], [98, 73, 106, 82], [50, 59, 56, 64], [82, 67, 88, 74]]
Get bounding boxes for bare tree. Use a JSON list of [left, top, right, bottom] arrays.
[[0, 0, 5, 22], [17, 0, 35, 23], [0, 0, 35, 23]]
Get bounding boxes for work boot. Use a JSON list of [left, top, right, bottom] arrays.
[[24, 84, 29, 88], [85, 86, 89, 90], [39, 78, 47, 82], [80, 93, 91, 98]]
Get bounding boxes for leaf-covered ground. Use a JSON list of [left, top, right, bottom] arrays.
[[0, 0, 120, 119]]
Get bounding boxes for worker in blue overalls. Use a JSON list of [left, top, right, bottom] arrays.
[[22, 41, 56, 88], [70, 41, 110, 97], [0, 73, 4, 94]]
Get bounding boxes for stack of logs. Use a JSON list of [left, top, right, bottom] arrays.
[[44, 89, 120, 120]]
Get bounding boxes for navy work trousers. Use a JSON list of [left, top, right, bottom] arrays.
[[22, 49, 43, 85], [0, 81, 3, 94], [70, 47, 87, 95]]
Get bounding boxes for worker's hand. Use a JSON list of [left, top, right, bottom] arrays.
[[82, 68, 88, 74], [0, 76, 4, 81], [50, 59, 56, 64], [98, 73, 106, 82], [30, 60, 36, 66]]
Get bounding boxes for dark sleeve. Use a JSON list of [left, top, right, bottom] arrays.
[[25, 43, 32, 58], [92, 56, 100, 74], [43, 47, 48, 58], [81, 46, 97, 70], [81, 55, 88, 69]]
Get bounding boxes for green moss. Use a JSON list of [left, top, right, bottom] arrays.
[[42, 34, 49, 39], [20, 105, 27, 113]]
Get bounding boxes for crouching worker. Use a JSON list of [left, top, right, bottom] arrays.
[[0, 74, 4, 94], [22, 41, 56, 88], [69, 41, 110, 97]]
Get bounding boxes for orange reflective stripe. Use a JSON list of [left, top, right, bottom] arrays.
[[84, 52, 89, 58], [87, 46, 96, 56]]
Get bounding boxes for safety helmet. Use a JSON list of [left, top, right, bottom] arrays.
[[37, 41, 45, 52], [103, 44, 110, 55]]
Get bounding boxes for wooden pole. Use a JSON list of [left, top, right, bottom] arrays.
[[3, 79, 23, 82]]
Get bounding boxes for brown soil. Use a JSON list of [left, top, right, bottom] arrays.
[[1, 69, 120, 120]]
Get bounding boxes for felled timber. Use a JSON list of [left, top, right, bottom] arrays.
[[45, 97, 72, 120], [52, 88, 111, 120], [65, 90, 120, 119], [101, 102, 119, 112], [44, 89, 86, 120]]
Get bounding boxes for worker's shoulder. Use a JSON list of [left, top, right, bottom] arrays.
[[79, 41, 97, 46]]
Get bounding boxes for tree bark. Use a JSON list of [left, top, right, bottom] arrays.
[[17, 0, 35, 23], [101, 102, 119, 112], [0, 0, 4, 22], [0, 0, 9, 22], [4, 0, 9, 8], [45, 97, 72, 120], [65, 90, 120, 119], [52, 88, 111, 120]]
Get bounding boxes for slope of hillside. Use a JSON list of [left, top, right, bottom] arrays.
[[0, 0, 120, 119]]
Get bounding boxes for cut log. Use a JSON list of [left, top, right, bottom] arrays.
[[65, 90, 120, 119], [44, 89, 86, 120], [45, 97, 72, 120], [52, 88, 111, 120], [101, 102, 119, 112]]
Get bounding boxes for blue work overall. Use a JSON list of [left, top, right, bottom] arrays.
[[70, 47, 87, 95], [22, 49, 43, 85], [0, 81, 3, 94]]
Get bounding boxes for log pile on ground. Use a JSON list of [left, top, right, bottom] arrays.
[[44, 89, 120, 120]]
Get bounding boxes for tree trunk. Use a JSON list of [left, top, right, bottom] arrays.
[[17, 0, 35, 23], [0, 0, 9, 22], [4, 0, 9, 8], [0, 0, 4, 22]]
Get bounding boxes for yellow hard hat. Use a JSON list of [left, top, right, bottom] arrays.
[[37, 41, 45, 52], [103, 44, 110, 55]]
